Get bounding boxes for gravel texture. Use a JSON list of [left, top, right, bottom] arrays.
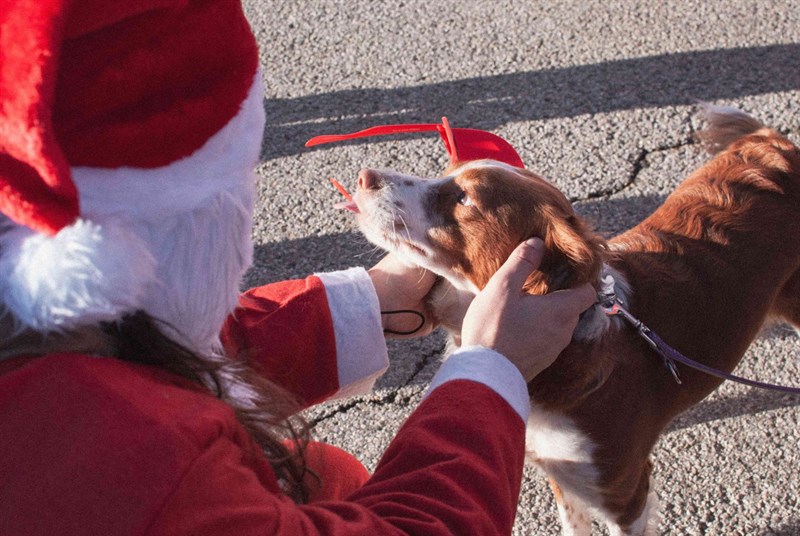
[[242, 2, 800, 533]]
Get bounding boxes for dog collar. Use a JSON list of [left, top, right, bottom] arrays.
[[306, 117, 525, 169]]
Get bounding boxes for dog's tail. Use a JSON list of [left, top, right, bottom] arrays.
[[696, 102, 764, 154]]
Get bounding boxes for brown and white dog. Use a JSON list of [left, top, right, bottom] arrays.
[[351, 106, 800, 535]]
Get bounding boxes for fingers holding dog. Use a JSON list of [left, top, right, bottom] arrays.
[[460, 238, 595, 382]]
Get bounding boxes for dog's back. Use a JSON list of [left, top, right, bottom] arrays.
[[607, 105, 800, 392], [695, 104, 800, 329], [527, 106, 800, 534]]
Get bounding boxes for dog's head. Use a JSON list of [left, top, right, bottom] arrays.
[[354, 160, 606, 295]]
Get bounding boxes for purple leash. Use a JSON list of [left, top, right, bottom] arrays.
[[601, 299, 800, 395]]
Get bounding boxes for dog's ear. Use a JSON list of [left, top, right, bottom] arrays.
[[525, 211, 605, 294]]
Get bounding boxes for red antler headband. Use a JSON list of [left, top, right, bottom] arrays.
[[305, 117, 524, 169]]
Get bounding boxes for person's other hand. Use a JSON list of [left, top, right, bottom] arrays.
[[368, 254, 438, 338], [460, 238, 596, 382]]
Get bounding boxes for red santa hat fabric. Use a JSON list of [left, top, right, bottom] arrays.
[[0, 0, 78, 236], [0, 1, 262, 343]]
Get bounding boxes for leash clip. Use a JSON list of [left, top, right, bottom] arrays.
[[597, 275, 800, 393], [601, 297, 683, 385]]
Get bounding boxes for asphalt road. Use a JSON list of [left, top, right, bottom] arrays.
[[242, 1, 800, 534]]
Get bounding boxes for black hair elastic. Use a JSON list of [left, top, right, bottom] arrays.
[[380, 309, 426, 336]]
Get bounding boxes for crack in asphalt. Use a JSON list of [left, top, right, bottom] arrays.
[[309, 341, 446, 427], [570, 135, 697, 204], [400, 341, 445, 388]]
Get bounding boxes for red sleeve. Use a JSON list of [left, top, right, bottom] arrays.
[[220, 276, 340, 407], [148, 380, 526, 536]]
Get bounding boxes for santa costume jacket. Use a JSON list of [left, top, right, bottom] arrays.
[[0, 1, 532, 535]]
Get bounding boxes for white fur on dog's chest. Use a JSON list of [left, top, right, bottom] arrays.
[[525, 406, 600, 491]]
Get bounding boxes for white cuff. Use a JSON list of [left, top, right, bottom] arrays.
[[425, 346, 531, 423], [315, 267, 388, 399]]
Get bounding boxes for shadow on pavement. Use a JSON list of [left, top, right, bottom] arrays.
[[667, 387, 800, 434], [262, 43, 800, 160]]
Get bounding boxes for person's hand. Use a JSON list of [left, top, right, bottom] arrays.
[[368, 253, 438, 338], [460, 238, 596, 382]]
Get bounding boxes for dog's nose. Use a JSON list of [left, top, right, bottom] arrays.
[[358, 168, 381, 190]]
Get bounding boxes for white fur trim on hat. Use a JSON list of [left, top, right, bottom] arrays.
[[0, 216, 156, 331], [0, 74, 265, 344]]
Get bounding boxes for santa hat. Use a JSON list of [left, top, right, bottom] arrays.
[[0, 1, 262, 351]]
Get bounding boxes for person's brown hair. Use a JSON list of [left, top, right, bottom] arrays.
[[101, 311, 314, 503]]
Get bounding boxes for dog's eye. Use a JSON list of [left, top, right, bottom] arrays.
[[458, 191, 474, 207]]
